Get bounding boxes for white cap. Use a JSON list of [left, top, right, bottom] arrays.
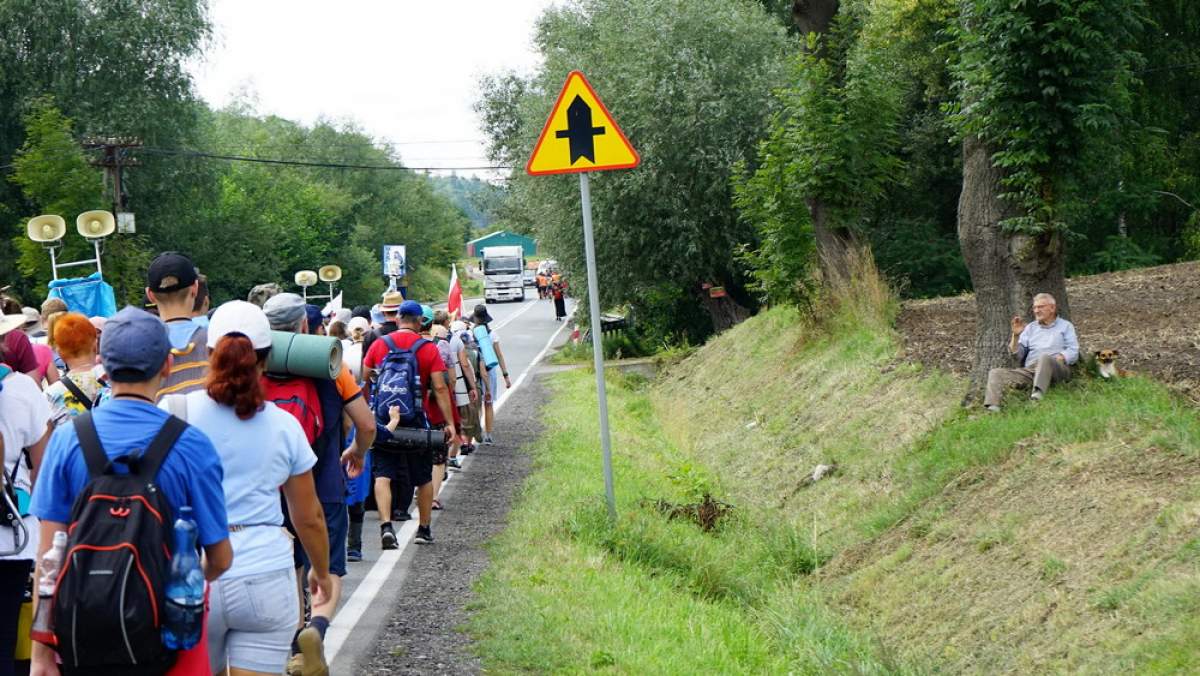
[[347, 316, 370, 334], [207, 300, 272, 350], [450, 320, 467, 333]]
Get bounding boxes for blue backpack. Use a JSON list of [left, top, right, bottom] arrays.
[[372, 334, 429, 430]]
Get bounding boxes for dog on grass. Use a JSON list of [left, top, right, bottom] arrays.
[[1094, 349, 1130, 379]]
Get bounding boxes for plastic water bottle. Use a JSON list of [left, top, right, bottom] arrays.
[[29, 531, 67, 644], [162, 506, 204, 650]]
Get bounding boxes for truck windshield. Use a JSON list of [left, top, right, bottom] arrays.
[[484, 257, 521, 274]]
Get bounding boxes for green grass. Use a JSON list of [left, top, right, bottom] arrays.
[[468, 369, 910, 674], [471, 266, 1200, 673]]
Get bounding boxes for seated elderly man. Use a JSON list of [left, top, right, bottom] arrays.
[[984, 293, 1079, 411]]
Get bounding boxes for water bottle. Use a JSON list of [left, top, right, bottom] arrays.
[[30, 530, 67, 644], [162, 506, 204, 650]]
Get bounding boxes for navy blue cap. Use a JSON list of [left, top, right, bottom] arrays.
[[305, 304, 324, 334], [100, 306, 170, 383], [398, 300, 423, 317]]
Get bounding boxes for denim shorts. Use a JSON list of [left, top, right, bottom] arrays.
[[207, 567, 299, 674]]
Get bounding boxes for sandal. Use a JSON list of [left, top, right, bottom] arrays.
[[432, 499, 443, 511]]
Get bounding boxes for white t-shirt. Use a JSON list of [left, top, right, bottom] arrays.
[[166, 391, 316, 578], [0, 371, 50, 560], [343, 340, 363, 383]]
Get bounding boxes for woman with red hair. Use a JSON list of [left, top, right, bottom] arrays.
[[160, 300, 331, 676], [42, 312, 109, 426]]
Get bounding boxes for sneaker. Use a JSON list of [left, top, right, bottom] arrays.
[[286, 653, 305, 676], [414, 526, 434, 545], [483, 434, 495, 446], [460, 443, 474, 456], [296, 624, 329, 676], [448, 456, 463, 471], [985, 405, 1001, 413], [346, 549, 362, 563], [392, 509, 411, 522], [380, 523, 398, 550], [1030, 390, 1043, 401]]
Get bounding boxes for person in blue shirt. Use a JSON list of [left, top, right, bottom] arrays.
[[984, 293, 1080, 411], [29, 306, 233, 673]]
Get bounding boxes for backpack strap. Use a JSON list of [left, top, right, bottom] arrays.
[[60, 375, 95, 411], [73, 412, 110, 479], [138, 415, 187, 480]]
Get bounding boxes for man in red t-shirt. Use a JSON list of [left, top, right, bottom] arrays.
[[363, 300, 456, 546]]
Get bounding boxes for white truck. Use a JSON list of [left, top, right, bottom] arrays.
[[481, 245, 526, 303]]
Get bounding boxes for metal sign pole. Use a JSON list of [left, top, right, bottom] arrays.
[[579, 172, 617, 521]]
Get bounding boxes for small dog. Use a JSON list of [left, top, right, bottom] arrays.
[[1094, 349, 1130, 379]]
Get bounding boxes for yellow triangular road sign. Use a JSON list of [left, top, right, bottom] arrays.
[[526, 71, 640, 176]]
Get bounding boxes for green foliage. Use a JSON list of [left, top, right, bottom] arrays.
[[477, 0, 790, 343], [948, 0, 1146, 233], [1086, 234, 1162, 273]]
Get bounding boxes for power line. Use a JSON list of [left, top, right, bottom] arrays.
[[139, 147, 511, 172]]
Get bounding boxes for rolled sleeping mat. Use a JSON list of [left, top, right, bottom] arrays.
[[376, 427, 445, 453], [266, 331, 342, 380]]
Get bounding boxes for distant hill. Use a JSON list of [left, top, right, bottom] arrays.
[[431, 174, 501, 231]]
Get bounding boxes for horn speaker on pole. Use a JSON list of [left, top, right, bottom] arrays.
[[318, 265, 342, 283], [27, 215, 66, 243], [76, 210, 115, 239]]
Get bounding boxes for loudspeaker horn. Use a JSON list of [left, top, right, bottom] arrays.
[[27, 215, 66, 243], [295, 270, 318, 288], [318, 265, 342, 283], [76, 210, 115, 239]]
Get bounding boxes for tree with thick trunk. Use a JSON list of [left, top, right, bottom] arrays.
[[957, 137, 1069, 402]]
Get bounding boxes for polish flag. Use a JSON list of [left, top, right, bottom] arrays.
[[447, 264, 463, 320]]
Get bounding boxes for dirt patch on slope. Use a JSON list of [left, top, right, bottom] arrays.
[[897, 261, 1200, 401]]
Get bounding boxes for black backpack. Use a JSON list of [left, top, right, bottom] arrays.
[[53, 412, 187, 676]]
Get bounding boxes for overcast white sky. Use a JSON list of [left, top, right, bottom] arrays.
[[189, 1, 557, 178]]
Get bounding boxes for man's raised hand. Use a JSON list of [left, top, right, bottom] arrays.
[[1011, 316, 1026, 335]]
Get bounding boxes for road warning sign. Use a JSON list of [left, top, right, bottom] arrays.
[[525, 71, 640, 176]]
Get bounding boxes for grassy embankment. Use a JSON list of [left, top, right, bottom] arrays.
[[406, 263, 484, 302], [469, 264, 1200, 673]]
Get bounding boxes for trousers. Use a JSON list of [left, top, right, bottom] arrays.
[[984, 353, 1071, 407]]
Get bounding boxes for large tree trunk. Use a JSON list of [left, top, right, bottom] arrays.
[[793, 0, 856, 282], [958, 136, 1069, 403], [697, 287, 751, 333]]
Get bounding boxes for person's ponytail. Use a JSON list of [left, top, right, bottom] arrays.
[[206, 334, 265, 420]]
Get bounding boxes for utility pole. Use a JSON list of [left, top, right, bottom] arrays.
[[83, 136, 141, 217]]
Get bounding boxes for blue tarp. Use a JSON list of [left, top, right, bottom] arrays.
[[47, 272, 117, 318]]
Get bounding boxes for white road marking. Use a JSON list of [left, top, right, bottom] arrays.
[[324, 306, 572, 664]]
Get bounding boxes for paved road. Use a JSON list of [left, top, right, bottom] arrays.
[[326, 293, 575, 673]]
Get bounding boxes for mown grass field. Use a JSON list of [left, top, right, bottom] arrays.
[[469, 273, 1200, 673]]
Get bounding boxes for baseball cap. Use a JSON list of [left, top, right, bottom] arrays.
[[207, 300, 272, 349], [420, 304, 434, 326], [262, 293, 306, 330], [380, 290, 404, 312], [398, 300, 423, 317], [147, 252, 198, 294], [369, 304, 385, 325], [100, 307, 170, 382], [472, 304, 494, 324]]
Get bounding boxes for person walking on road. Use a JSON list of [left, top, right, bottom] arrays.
[[168, 300, 333, 676], [42, 313, 110, 427], [30, 307, 233, 674], [471, 305, 511, 445], [146, 252, 210, 400], [451, 320, 483, 456], [363, 300, 456, 546], [261, 293, 374, 676], [551, 272, 569, 322]]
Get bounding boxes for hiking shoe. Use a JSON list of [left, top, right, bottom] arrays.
[[483, 434, 495, 445], [460, 443, 474, 456], [448, 456, 463, 471], [286, 653, 305, 676], [296, 624, 329, 676], [392, 509, 411, 522], [346, 548, 362, 563], [414, 526, 434, 544], [380, 523, 398, 550], [1030, 390, 1043, 401]]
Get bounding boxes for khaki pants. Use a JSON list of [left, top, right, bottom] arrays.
[[984, 354, 1071, 407]]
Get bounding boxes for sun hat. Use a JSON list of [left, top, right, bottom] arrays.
[[380, 290, 404, 312], [472, 304, 494, 324], [100, 307, 170, 382], [369, 304, 385, 325], [206, 300, 272, 350], [0, 314, 25, 336]]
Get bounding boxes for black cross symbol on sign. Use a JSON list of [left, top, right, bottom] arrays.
[[555, 95, 606, 164]]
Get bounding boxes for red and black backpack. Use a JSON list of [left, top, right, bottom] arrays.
[[53, 412, 186, 675]]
